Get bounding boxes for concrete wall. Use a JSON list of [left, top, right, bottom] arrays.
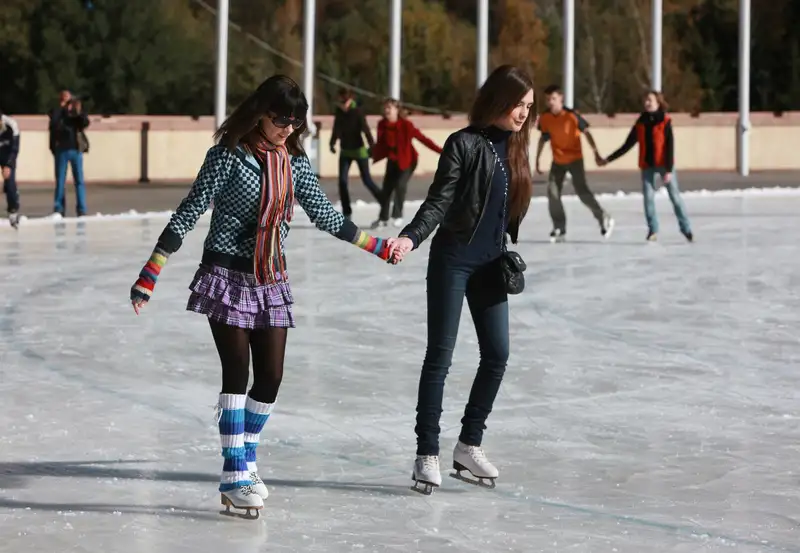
[[12, 112, 800, 183]]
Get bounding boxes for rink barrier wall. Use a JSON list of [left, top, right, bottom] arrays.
[[10, 112, 800, 183]]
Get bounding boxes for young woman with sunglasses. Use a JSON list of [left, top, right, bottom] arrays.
[[390, 65, 535, 494], [130, 75, 398, 518]]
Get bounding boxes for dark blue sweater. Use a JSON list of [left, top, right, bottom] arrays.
[[464, 126, 512, 261], [430, 126, 511, 263]]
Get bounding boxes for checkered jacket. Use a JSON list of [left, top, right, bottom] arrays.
[[160, 144, 346, 257]]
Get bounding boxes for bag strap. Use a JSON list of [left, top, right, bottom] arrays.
[[478, 129, 509, 253]]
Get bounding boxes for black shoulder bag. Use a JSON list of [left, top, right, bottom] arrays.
[[480, 131, 527, 295]]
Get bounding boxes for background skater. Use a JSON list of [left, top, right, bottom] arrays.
[[535, 85, 613, 242], [0, 110, 21, 228], [602, 90, 693, 242], [330, 88, 382, 218], [371, 98, 442, 229]]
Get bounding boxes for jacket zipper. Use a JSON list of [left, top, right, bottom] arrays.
[[468, 157, 495, 245]]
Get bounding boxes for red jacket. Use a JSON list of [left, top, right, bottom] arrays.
[[372, 117, 442, 171], [607, 110, 674, 171]]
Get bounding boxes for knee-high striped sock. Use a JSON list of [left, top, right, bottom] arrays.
[[244, 396, 274, 474], [217, 393, 250, 492]]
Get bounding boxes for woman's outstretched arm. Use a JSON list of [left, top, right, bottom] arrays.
[[292, 154, 396, 261]]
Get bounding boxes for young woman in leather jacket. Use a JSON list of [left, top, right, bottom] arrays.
[[391, 65, 535, 494]]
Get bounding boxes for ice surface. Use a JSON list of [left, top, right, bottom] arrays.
[[1, 192, 800, 553]]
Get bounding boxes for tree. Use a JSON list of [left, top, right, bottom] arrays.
[[0, 0, 38, 114], [492, 0, 550, 95], [0, 0, 221, 114], [2, 0, 800, 116]]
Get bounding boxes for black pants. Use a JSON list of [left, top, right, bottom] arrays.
[[415, 240, 510, 456], [338, 156, 382, 217], [209, 320, 288, 403], [379, 160, 416, 221], [2, 164, 19, 213]]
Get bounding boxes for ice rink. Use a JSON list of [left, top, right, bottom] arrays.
[[1, 190, 800, 552]]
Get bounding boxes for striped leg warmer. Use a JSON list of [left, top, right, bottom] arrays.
[[244, 396, 274, 474], [217, 393, 250, 492], [350, 230, 391, 260]]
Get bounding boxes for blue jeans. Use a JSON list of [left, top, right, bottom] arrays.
[[642, 167, 691, 234], [415, 240, 510, 456], [2, 164, 19, 212], [54, 149, 87, 215]]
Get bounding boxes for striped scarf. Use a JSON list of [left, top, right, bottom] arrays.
[[252, 143, 295, 284]]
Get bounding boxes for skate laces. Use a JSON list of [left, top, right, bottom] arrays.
[[250, 472, 264, 485], [239, 484, 257, 496], [467, 445, 487, 462], [420, 455, 439, 471]]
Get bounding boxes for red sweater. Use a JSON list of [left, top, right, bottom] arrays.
[[372, 117, 442, 171]]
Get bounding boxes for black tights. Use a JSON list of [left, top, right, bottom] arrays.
[[209, 320, 288, 404]]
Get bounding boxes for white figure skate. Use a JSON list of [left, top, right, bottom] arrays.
[[220, 484, 264, 519], [451, 441, 499, 489], [411, 455, 442, 495], [549, 228, 566, 243], [601, 216, 615, 239], [249, 471, 269, 501]]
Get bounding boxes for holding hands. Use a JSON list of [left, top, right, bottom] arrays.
[[372, 235, 414, 265], [594, 151, 608, 167], [390, 236, 414, 264], [378, 236, 410, 265]]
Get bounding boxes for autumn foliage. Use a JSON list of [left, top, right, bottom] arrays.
[[0, 0, 797, 116]]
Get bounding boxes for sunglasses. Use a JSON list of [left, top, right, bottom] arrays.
[[271, 115, 304, 129]]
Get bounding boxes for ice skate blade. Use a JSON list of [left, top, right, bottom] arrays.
[[220, 507, 260, 520], [450, 470, 497, 489], [410, 473, 439, 496], [220, 496, 262, 520], [410, 481, 438, 495]]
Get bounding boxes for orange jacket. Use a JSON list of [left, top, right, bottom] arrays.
[[537, 108, 589, 165]]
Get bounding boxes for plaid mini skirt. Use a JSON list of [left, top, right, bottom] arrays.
[[186, 264, 295, 329]]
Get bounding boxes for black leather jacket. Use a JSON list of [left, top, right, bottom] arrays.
[[400, 126, 522, 248]]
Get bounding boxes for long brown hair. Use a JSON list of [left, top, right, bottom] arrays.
[[469, 65, 535, 221], [213, 75, 309, 156]]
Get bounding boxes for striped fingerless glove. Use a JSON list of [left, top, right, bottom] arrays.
[[130, 246, 170, 303], [351, 230, 391, 261]]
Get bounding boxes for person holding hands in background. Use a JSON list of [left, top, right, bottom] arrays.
[[600, 90, 693, 243], [535, 85, 613, 242]]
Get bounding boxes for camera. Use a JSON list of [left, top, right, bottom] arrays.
[[67, 94, 90, 113]]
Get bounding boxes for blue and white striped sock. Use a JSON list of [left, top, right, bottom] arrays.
[[244, 396, 274, 474], [217, 393, 250, 492]]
